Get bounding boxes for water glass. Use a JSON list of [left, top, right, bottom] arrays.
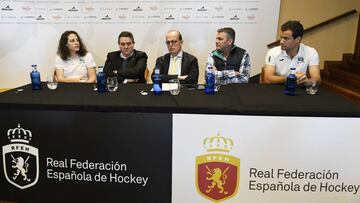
[[215, 76, 221, 92], [305, 80, 319, 95], [169, 79, 180, 95], [107, 77, 118, 92], [47, 75, 58, 90]]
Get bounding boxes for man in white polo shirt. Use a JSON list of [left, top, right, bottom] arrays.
[[263, 20, 321, 84]]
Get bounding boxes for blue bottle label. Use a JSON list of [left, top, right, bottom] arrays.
[[284, 74, 296, 96], [96, 73, 106, 93], [30, 71, 41, 90], [205, 71, 215, 94]]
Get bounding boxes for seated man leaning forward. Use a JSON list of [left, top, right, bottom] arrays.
[[263, 20, 321, 85], [153, 30, 199, 84], [211, 27, 251, 84], [104, 31, 148, 83]]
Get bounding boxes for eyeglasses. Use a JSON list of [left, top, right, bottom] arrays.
[[165, 40, 178, 45]]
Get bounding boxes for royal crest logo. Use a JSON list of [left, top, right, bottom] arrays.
[[196, 133, 240, 202], [2, 124, 39, 189]]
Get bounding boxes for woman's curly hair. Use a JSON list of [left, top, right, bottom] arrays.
[[57, 30, 87, 60]]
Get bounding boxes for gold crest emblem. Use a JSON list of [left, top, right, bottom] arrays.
[[196, 133, 240, 202]]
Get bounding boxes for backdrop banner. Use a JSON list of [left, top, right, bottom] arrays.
[[0, 110, 172, 202], [0, 0, 280, 87], [172, 114, 360, 203]]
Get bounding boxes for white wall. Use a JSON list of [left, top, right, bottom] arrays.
[[0, 0, 280, 88]]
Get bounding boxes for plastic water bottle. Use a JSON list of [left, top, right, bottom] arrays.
[[152, 67, 162, 95], [205, 53, 215, 95], [284, 67, 297, 96], [96, 65, 106, 93], [30, 64, 41, 90]]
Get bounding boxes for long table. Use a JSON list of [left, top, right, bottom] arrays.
[[0, 83, 359, 203], [0, 83, 359, 116]]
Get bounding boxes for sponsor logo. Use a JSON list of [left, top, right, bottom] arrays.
[[149, 6, 159, 11], [132, 15, 145, 19], [66, 16, 80, 19], [247, 14, 256, 20], [84, 6, 94, 12], [68, 6, 78, 12], [34, 7, 46, 11], [1, 15, 16, 19], [197, 6, 207, 11], [212, 16, 225, 19], [180, 7, 192, 11], [52, 15, 62, 21], [195, 16, 208, 19], [165, 14, 175, 20], [148, 15, 161, 19], [118, 15, 127, 20], [101, 15, 111, 20], [163, 7, 176, 11], [22, 6, 31, 11], [36, 15, 45, 20], [182, 15, 190, 20], [100, 8, 112, 11], [84, 15, 97, 19], [2, 124, 39, 189], [20, 15, 35, 19], [214, 6, 223, 12], [133, 6, 143, 11], [2, 5, 13, 11], [196, 133, 240, 202], [50, 8, 63, 12], [116, 8, 129, 11], [246, 8, 259, 11], [230, 15, 240, 20]]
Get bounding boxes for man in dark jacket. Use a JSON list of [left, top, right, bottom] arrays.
[[104, 31, 148, 83], [153, 30, 199, 84]]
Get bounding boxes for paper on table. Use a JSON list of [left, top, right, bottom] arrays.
[[150, 83, 178, 91]]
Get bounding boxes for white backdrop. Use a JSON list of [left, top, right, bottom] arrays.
[[172, 114, 360, 203], [0, 0, 280, 88]]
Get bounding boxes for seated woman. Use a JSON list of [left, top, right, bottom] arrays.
[[55, 31, 96, 83]]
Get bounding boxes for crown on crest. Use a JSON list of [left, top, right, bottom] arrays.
[[7, 123, 32, 143], [203, 132, 233, 153]]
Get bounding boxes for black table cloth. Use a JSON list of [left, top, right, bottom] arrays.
[[0, 83, 359, 117]]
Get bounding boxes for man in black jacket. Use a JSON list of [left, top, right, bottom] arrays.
[[153, 30, 199, 84], [104, 31, 148, 83]]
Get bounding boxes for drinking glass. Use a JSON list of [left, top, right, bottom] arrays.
[[47, 75, 58, 90], [215, 76, 221, 92], [169, 79, 180, 95], [305, 79, 319, 95], [107, 77, 118, 92]]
